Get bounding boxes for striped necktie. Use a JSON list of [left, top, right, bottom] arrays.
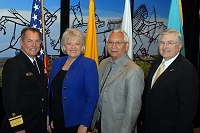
[[33, 60, 39, 74]]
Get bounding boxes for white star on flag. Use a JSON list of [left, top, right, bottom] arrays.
[[32, 14, 38, 21], [30, 0, 49, 75], [33, 3, 39, 11], [30, 0, 44, 59]]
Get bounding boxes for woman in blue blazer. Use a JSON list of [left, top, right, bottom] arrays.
[[47, 28, 99, 133]]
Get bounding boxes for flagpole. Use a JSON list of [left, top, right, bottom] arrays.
[[41, 0, 48, 74]]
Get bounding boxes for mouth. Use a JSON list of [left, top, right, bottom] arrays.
[[30, 47, 38, 51], [70, 50, 77, 53], [162, 49, 170, 53], [110, 50, 118, 52]]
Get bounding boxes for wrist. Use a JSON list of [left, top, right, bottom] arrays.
[[80, 124, 88, 128]]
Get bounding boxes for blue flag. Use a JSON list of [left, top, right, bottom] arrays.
[[30, 0, 45, 59], [167, 0, 185, 56]]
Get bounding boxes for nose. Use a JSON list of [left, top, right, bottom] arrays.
[[32, 42, 37, 46], [162, 44, 169, 49], [71, 44, 76, 49], [111, 43, 117, 48]]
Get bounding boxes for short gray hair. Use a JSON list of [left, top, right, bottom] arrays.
[[106, 29, 129, 43], [159, 28, 183, 46]]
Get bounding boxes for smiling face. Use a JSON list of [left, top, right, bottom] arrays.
[[159, 32, 182, 61], [63, 37, 84, 59], [107, 32, 129, 61], [20, 30, 41, 59]]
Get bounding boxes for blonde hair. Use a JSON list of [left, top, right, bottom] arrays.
[[61, 28, 85, 54]]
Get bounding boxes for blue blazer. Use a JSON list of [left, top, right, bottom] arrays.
[[48, 55, 99, 128]]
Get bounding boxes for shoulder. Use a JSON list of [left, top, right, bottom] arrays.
[[3, 55, 24, 74], [54, 56, 67, 61], [4, 53, 24, 66], [80, 56, 95, 62], [53, 56, 67, 64], [36, 57, 43, 65], [177, 55, 197, 72], [80, 56, 97, 65], [128, 61, 144, 77], [124, 57, 142, 72], [128, 59, 140, 68], [99, 57, 110, 65]]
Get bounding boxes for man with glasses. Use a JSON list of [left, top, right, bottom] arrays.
[[91, 29, 144, 133], [1, 27, 47, 133], [141, 28, 199, 133]]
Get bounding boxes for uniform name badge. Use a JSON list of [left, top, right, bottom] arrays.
[[9, 115, 23, 127]]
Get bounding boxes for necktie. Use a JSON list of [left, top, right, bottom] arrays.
[[100, 62, 114, 93], [153, 61, 165, 85], [33, 60, 39, 73], [97, 62, 115, 128]]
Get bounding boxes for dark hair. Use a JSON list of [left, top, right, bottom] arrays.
[[20, 27, 40, 40]]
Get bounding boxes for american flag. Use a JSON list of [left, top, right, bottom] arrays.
[[30, 0, 49, 75]]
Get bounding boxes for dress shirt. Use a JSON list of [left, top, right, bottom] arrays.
[[98, 54, 126, 111], [151, 53, 180, 87]]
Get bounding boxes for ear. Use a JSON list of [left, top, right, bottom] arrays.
[[81, 45, 85, 53], [178, 44, 183, 51], [20, 39, 23, 47], [125, 42, 129, 51]]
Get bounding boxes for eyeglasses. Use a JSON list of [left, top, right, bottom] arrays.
[[107, 41, 127, 46], [159, 41, 178, 46]]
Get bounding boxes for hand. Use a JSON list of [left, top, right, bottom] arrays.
[[15, 130, 26, 133], [47, 121, 54, 133], [77, 125, 87, 133], [46, 116, 49, 127]]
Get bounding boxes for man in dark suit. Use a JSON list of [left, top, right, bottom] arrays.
[[1, 27, 48, 133], [141, 28, 199, 133]]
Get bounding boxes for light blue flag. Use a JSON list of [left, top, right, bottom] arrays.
[[167, 0, 185, 56]]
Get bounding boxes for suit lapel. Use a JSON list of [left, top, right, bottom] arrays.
[[99, 58, 110, 84], [20, 51, 42, 82], [106, 64, 124, 85], [150, 54, 182, 90], [104, 55, 128, 87], [148, 58, 162, 90]]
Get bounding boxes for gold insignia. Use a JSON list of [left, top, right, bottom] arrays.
[[9, 115, 23, 127], [11, 113, 16, 117], [25, 72, 33, 76]]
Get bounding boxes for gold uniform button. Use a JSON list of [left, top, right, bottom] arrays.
[[42, 109, 44, 112], [42, 98, 44, 101]]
